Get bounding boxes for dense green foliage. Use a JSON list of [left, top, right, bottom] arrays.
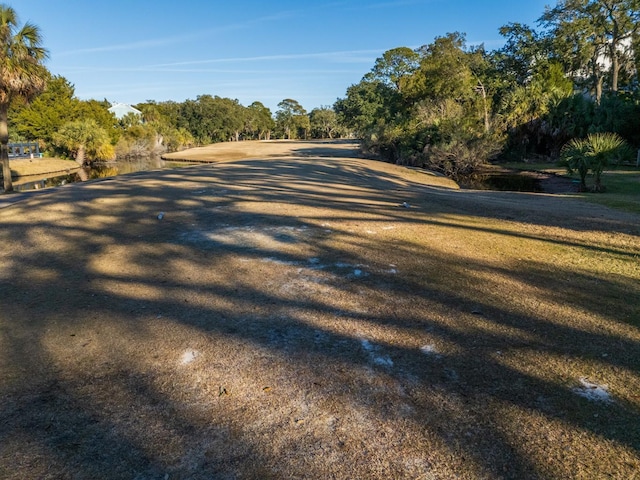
[[275, 99, 309, 140], [309, 106, 343, 139], [335, 32, 506, 179], [52, 118, 115, 165], [334, 0, 640, 183]]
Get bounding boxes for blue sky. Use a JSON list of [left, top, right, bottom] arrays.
[[14, 0, 550, 112]]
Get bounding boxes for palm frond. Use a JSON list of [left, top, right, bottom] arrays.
[[0, 6, 48, 105]]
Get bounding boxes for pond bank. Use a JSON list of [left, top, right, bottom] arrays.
[[2, 157, 79, 179], [2, 156, 196, 193], [462, 166, 578, 194]]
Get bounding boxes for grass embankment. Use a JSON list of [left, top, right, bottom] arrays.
[[2, 157, 79, 180], [505, 162, 640, 214], [6, 157, 79, 177]]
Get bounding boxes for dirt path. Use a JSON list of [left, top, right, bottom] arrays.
[[1, 141, 639, 479]]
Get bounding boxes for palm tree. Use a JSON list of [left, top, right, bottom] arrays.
[[560, 137, 592, 191], [0, 5, 48, 192], [53, 119, 115, 165], [560, 132, 631, 192], [586, 132, 631, 192]]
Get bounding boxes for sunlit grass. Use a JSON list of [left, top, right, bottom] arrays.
[[5, 157, 79, 178]]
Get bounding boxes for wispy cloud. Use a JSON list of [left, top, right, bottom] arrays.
[[60, 65, 363, 76], [56, 47, 385, 81], [56, 10, 296, 57], [58, 37, 192, 56], [147, 49, 383, 68]]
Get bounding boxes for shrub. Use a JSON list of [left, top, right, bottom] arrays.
[[422, 134, 504, 181], [560, 132, 632, 192]]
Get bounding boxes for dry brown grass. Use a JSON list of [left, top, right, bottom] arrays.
[[0, 140, 639, 479], [5, 157, 79, 179]]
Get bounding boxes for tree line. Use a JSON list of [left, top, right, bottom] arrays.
[[335, 0, 640, 186], [9, 75, 346, 160], [3, 1, 640, 193]]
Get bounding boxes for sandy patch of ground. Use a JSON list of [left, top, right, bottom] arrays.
[[0, 140, 639, 479]]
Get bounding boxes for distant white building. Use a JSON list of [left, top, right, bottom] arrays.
[[108, 102, 142, 120], [595, 36, 634, 72]]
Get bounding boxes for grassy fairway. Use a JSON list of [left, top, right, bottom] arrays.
[[0, 141, 639, 479]]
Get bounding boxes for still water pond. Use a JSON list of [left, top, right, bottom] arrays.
[[15, 156, 194, 192]]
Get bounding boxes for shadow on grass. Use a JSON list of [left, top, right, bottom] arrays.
[[0, 155, 639, 478]]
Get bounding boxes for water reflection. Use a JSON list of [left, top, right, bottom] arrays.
[[15, 156, 193, 192]]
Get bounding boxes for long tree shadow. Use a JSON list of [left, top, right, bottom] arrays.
[[1, 155, 639, 478]]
